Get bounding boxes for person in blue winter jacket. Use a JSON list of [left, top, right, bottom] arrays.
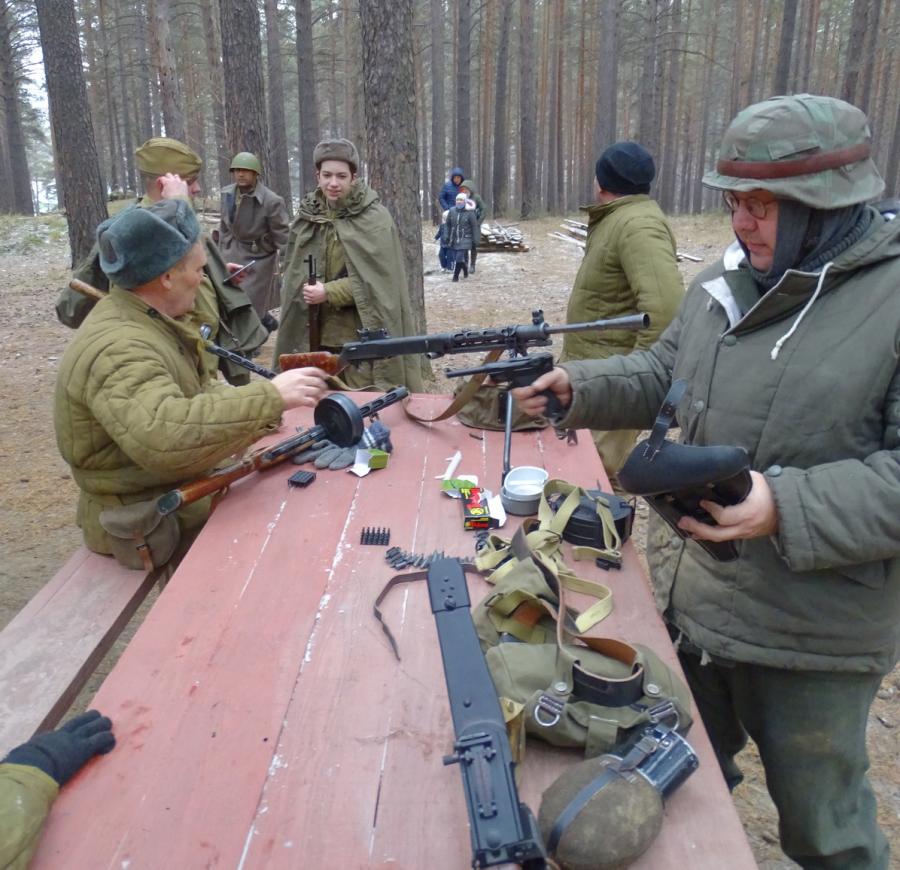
[[439, 166, 465, 211], [436, 167, 465, 270]]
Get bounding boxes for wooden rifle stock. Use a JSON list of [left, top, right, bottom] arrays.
[[278, 351, 344, 375], [156, 446, 296, 516], [69, 278, 106, 301]]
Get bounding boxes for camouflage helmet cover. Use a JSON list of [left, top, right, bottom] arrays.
[[230, 152, 262, 174], [702, 94, 885, 209]]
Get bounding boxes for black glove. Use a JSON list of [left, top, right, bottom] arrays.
[[2, 710, 116, 786]]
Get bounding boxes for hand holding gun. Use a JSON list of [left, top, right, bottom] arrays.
[[445, 353, 568, 420], [303, 254, 323, 351]]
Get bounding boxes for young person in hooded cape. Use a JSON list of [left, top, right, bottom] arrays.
[[275, 138, 425, 392]]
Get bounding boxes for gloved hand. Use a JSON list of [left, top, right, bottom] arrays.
[[2, 710, 116, 786]]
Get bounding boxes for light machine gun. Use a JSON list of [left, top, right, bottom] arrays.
[[377, 557, 548, 868]]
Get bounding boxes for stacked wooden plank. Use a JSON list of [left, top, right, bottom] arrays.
[[551, 218, 703, 262], [478, 222, 529, 252]]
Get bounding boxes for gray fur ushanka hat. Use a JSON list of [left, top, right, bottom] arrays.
[[98, 199, 201, 289]]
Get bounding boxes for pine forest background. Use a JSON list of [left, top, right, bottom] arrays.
[[2, 0, 898, 251]]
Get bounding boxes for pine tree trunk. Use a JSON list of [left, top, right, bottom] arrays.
[[455, 0, 471, 172], [658, 0, 681, 212], [220, 0, 269, 169], [112, 0, 136, 192], [519, 0, 537, 218], [479, 0, 494, 209], [429, 0, 445, 223], [134, 0, 154, 142], [199, 0, 229, 186], [858, 0, 882, 112], [491, 0, 513, 218], [593, 0, 617, 157], [842, 0, 869, 104], [772, 0, 798, 94], [358, 0, 426, 333], [295, 0, 320, 191], [264, 0, 292, 210], [35, 0, 107, 264], [148, 0, 184, 139], [0, 0, 33, 214]]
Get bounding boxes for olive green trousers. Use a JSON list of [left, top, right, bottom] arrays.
[[676, 645, 889, 869]]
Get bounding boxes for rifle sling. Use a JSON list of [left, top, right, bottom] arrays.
[[402, 348, 504, 423]]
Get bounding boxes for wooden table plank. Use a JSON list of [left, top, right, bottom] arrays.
[[31, 394, 756, 869]]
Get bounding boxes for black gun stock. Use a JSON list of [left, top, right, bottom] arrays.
[[427, 557, 548, 869]]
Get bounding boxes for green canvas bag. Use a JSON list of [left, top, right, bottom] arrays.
[[485, 638, 693, 760], [471, 480, 692, 761]]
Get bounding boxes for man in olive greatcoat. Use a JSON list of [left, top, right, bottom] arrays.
[[219, 152, 289, 331], [561, 141, 683, 490], [55, 137, 268, 386], [514, 95, 900, 869]]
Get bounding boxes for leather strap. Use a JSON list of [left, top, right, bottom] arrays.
[[402, 348, 504, 424], [644, 379, 688, 459], [717, 141, 870, 180]]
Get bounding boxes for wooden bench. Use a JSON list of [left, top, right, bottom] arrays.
[[0, 546, 160, 752]]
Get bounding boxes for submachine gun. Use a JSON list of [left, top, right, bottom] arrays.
[[156, 387, 408, 515], [377, 557, 548, 868]]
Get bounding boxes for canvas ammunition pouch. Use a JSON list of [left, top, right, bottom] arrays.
[[471, 480, 691, 760], [99, 499, 181, 571]]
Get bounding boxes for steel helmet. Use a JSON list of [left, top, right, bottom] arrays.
[[230, 152, 262, 174], [702, 94, 885, 209]]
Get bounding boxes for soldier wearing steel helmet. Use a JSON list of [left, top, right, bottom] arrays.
[[512, 94, 900, 868], [55, 137, 268, 386], [219, 152, 289, 331]]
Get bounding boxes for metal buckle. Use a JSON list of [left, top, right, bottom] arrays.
[[533, 694, 565, 728], [646, 699, 679, 730]]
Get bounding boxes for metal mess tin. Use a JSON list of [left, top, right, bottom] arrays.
[[500, 466, 549, 516]]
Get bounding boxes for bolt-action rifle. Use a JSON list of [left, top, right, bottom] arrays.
[[279, 310, 648, 378], [156, 386, 408, 516]]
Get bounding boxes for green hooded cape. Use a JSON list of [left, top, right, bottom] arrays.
[[275, 181, 425, 392]]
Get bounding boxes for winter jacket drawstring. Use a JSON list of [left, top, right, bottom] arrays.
[[770, 261, 834, 360]]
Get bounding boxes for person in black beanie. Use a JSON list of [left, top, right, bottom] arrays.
[[1, 710, 116, 867], [560, 140, 683, 491]]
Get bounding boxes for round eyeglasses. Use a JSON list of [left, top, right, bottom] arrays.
[[722, 191, 776, 220]]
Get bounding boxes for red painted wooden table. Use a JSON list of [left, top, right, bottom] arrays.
[[32, 393, 756, 869]]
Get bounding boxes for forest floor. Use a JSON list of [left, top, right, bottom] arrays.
[[0, 210, 897, 868]]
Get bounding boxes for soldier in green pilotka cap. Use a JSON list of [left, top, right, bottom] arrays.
[[275, 137, 425, 392], [218, 152, 289, 331], [513, 94, 900, 868], [55, 137, 268, 386]]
